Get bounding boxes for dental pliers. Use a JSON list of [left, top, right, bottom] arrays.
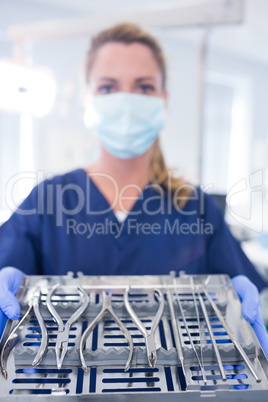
[[47, 284, 89, 369], [124, 288, 164, 368], [0, 286, 48, 379], [79, 291, 134, 372]]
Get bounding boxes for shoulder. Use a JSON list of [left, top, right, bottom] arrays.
[[16, 168, 87, 210], [181, 186, 224, 227], [41, 168, 86, 187], [29, 168, 88, 197], [182, 186, 221, 212]]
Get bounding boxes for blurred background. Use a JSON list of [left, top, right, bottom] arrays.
[[1, 0, 268, 307]]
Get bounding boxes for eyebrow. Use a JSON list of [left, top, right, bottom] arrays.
[[98, 76, 156, 83], [135, 77, 156, 83]]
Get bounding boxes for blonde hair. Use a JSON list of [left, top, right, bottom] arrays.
[[85, 22, 192, 208]]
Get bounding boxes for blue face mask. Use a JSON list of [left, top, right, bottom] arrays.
[[84, 92, 166, 159]]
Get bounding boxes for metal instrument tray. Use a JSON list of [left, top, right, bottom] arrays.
[[0, 272, 267, 401]]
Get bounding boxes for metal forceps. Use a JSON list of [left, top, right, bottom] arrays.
[[47, 284, 89, 370], [79, 291, 134, 372], [0, 286, 48, 379], [203, 286, 262, 383], [124, 287, 165, 368]]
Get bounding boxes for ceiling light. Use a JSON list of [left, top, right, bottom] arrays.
[[0, 60, 57, 117]]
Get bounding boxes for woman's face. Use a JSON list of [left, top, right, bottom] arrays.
[[88, 42, 167, 100]]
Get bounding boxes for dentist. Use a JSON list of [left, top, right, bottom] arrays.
[[0, 23, 267, 356]]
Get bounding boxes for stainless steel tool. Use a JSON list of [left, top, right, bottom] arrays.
[[190, 277, 207, 384], [0, 286, 47, 379], [172, 276, 207, 385], [47, 283, 89, 369], [203, 286, 262, 383], [166, 287, 187, 383], [124, 287, 164, 368], [80, 290, 134, 372], [197, 286, 227, 381]]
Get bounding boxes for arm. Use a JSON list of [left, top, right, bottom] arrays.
[[0, 183, 43, 275], [0, 267, 24, 337], [232, 275, 268, 358], [203, 192, 268, 356], [0, 181, 48, 336], [204, 192, 267, 291]]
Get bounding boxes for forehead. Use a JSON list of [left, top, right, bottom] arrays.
[[90, 42, 161, 78]]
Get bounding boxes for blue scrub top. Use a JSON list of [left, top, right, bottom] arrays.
[[0, 168, 266, 291]]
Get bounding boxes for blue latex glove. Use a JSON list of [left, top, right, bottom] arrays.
[[232, 275, 268, 358], [0, 267, 24, 338]]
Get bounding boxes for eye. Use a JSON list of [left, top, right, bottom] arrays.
[[138, 84, 156, 94], [97, 85, 115, 94]]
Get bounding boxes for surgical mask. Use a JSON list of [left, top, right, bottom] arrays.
[[84, 92, 166, 159]]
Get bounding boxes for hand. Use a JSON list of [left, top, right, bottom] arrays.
[[0, 267, 24, 338], [231, 275, 268, 358]]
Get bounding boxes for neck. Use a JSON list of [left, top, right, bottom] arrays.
[[88, 146, 153, 189]]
